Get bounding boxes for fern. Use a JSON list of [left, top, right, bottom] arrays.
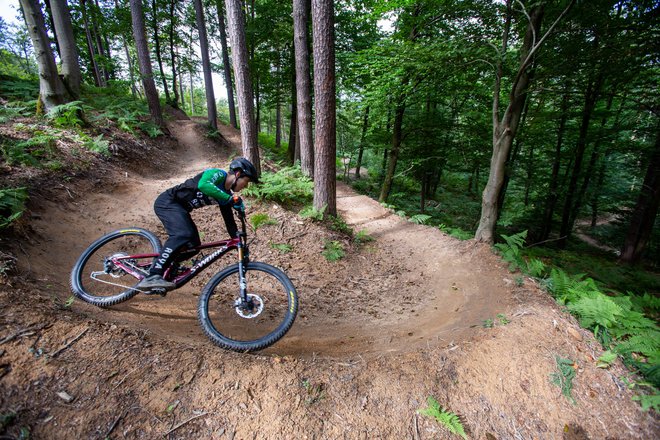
[[322, 240, 344, 262], [417, 396, 467, 439], [0, 187, 28, 229], [494, 230, 527, 272], [250, 213, 277, 230], [243, 166, 313, 205], [46, 101, 85, 127], [270, 242, 292, 253], [567, 293, 624, 330], [409, 214, 432, 225], [632, 393, 660, 412], [550, 356, 577, 404]]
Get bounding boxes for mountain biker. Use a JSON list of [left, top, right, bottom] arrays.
[[136, 157, 259, 292]]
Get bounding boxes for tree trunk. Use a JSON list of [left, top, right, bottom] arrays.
[[293, 0, 314, 178], [475, 4, 544, 243], [311, 0, 336, 216], [80, 0, 102, 87], [42, 0, 61, 60], [539, 89, 570, 241], [193, 0, 217, 130], [355, 105, 369, 179], [19, 0, 68, 112], [379, 102, 405, 203], [90, 0, 108, 84], [225, 0, 260, 171], [129, 0, 164, 128], [287, 61, 297, 165], [168, 0, 179, 107], [558, 71, 604, 247], [216, 0, 237, 128], [620, 127, 660, 264], [189, 71, 195, 114], [151, 0, 171, 104], [49, 0, 82, 99]]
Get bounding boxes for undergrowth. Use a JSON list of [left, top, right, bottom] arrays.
[[242, 166, 313, 206], [495, 230, 660, 411]]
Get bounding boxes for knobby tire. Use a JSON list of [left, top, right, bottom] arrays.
[[70, 228, 162, 307]]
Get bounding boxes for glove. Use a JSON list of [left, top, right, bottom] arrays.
[[232, 196, 245, 212]]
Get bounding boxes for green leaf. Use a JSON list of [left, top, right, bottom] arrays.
[[596, 350, 617, 368], [417, 396, 467, 439]]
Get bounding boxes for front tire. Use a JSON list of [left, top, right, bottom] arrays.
[[198, 262, 298, 352], [70, 228, 162, 307]]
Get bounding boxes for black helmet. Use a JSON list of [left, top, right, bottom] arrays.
[[229, 157, 259, 183]]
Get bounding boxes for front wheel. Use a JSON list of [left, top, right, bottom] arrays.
[[70, 228, 162, 307], [198, 262, 298, 352]]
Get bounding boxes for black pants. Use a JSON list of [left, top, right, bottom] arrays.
[[149, 192, 201, 276]]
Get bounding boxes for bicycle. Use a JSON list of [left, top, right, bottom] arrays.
[[69, 198, 298, 352]]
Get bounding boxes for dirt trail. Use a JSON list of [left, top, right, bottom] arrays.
[[35, 119, 512, 358], [2, 119, 657, 440]]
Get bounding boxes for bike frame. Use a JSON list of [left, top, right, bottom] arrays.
[[109, 210, 250, 298]]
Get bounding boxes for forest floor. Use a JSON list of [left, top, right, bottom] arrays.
[[0, 114, 658, 439]]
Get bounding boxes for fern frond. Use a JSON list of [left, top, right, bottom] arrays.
[[418, 396, 467, 439], [409, 214, 432, 225], [567, 294, 624, 329], [613, 330, 660, 359]]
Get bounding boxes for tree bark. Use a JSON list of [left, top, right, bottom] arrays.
[[216, 0, 237, 128], [168, 0, 179, 107], [355, 105, 369, 179], [19, 0, 68, 112], [225, 0, 260, 170], [620, 127, 660, 264], [49, 0, 82, 99], [129, 0, 164, 128], [558, 70, 604, 248], [379, 102, 404, 203], [475, 4, 544, 243], [293, 0, 314, 178], [80, 0, 102, 87], [193, 0, 218, 130], [311, 0, 336, 216], [151, 0, 171, 104]]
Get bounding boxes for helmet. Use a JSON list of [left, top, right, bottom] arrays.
[[229, 157, 259, 183]]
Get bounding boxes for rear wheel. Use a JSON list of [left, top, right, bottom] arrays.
[[198, 262, 298, 352], [70, 228, 161, 307]]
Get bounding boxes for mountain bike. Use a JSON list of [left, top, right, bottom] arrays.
[[69, 199, 298, 352]]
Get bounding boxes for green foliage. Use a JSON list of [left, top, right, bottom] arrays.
[[417, 396, 467, 439], [545, 267, 660, 392], [299, 205, 326, 221], [354, 229, 374, 245], [596, 350, 618, 368], [438, 224, 473, 241], [46, 101, 85, 128], [322, 240, 345, 262], [0, 76, 38, 101], [82, 134, 110, 155], [251, 213, 278, 230], [494, 230, 547, 277], [243, 166, 313, 206], [409, 214, 432, 225], [497, 313, 510, 325], [270, 242, 292, 253], [632, 393, 660, 412], [0, 187, 28, 229], [328, 215, 352, 235], [550, 356, 577, 404], [258, 132, 288, 161], [0, 100, 36, 123]]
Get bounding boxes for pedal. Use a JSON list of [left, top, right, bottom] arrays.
[[145, 287, 167, 297]]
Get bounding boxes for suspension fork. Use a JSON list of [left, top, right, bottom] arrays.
[[237, 240, 248, 301]]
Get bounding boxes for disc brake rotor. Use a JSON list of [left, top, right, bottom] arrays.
[[235, 294, 264, 319]]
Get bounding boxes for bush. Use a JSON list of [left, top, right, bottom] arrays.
[[0, 187, 28, 230]]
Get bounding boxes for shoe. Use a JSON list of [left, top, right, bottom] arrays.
[[136, 274, 176, 292]]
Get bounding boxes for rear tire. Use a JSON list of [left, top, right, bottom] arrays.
[[198, 262, 298, 352], [70, 228, 162, 307]]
